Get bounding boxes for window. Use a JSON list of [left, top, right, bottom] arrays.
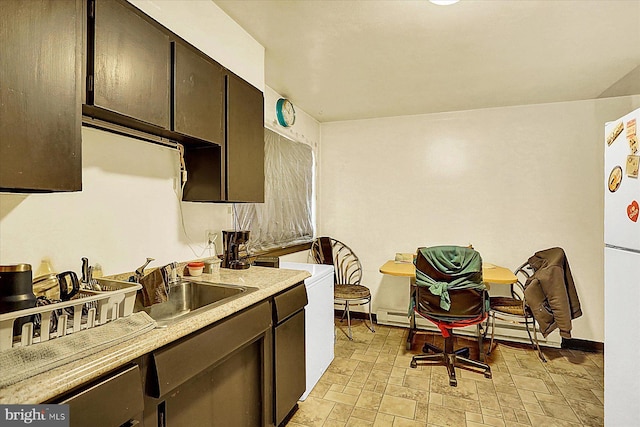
[[236, 128, 314, 252]]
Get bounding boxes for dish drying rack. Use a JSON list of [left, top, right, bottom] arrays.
[[0, 278, 141, 351]]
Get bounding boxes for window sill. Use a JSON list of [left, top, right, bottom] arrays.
[[255, 242, 312, 258]]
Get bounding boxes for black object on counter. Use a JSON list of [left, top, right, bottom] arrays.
[[222, 230, 251, 269], [0, 264, 36, 337], [57, 270, 80, 301]]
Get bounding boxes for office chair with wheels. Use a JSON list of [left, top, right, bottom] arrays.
[[485, 262, 547, 362], [410, 245, 492, 386], [311, 237, 375, 340]]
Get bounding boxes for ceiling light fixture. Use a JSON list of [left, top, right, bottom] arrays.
[[429, 0, 460, 5]]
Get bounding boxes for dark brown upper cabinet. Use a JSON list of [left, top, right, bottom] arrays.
[[83, 0, 265, 203], [182, 145, 224, 202], [174, 41, 225, 145], [182, 73, 265, 203], [89, 0, 170, 130], [226, 73, 265, 203], [0, 0, 83, 192]]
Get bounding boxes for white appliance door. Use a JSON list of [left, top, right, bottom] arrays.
[[280, 262, 335, 401], [604, 108, 640, 251], [604, 247, 640, 426]]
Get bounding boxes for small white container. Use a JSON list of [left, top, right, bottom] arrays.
[[187, 262, 204, 277], [204, 258, 222, 274]]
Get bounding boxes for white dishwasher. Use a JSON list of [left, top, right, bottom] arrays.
[[279, 261, 334, 400]]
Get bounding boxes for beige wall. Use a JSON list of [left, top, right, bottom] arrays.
[[1, 0, 635, 344], [0, 3, 323, 277], [0, 128, 232, 275], [318, 95, 640, 342], [0, 0, 261, 274]]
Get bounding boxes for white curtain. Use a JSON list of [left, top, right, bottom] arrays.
[[236, 128, 314, 253]]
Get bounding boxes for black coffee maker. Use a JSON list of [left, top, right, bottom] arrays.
[[222, 230, 251, 269]]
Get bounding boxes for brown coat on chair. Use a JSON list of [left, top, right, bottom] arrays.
[[523, 247, 582, 338]]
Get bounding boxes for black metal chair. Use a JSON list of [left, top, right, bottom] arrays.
[[485, 262, 547, 362], [410, 246, 492, 386], [310, 237, 375, 340]]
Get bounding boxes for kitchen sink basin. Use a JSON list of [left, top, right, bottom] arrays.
[[138, 280, 258, 327]]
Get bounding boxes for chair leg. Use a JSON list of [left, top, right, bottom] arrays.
[[345, 301, 353, 340], [477, 324, 485, 362], [445, 353, 458, 386], [422, 342, 443, 354], [455, 347, 470, 358], [456, 355, 492, 379], [410, 352, 444, 369], [366, 298, 375, 333], [411, 335, 491, 386], [421, 340, 470, 358], [525, 317, 547, 362], [340, 305, 348, 322], [487, 313, 496, 356], [407, 310, 416, 350]]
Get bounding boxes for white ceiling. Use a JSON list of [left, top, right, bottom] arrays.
[[214, 0, 640, 123]]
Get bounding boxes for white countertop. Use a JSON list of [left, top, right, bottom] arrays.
[[0, 266, 310, 404]]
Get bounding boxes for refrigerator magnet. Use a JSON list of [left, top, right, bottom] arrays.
[[627, 201, 639, 223], [607, 121, 624, 146], [629, 134, 638, 154], [627, 118, 636, 138], [626, 155, 639, 178], [608, 166, 623, 192]]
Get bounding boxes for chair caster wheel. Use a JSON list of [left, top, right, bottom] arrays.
[[410, 360, 417, 369], [484, 371, 492, 379], [449, 378, 457, 387]]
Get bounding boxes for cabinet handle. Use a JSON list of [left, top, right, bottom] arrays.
[[158, 401, 166, 427]]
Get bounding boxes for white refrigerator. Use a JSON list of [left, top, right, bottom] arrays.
[[604, 107, 640, 426]]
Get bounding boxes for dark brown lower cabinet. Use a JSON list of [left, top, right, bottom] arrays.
[[52, 364, 144, 427], [159, 340, 264, 426], [143, 301, 274, 427], [48, 285, 308, 427], [273, 284, 308, 426]]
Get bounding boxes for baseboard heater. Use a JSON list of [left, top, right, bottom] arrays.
[[376, 308, 561, 348]]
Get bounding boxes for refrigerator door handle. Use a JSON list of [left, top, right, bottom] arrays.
[[605, 244, 640, 255]]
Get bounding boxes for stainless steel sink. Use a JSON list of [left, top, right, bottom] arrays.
[[138, 280, 258, 327]]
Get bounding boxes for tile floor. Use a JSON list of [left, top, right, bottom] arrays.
[[288, 319, 604, 427]]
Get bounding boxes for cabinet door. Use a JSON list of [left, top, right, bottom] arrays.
[[164, 340, 264, 427], [274, 310, 306, 425], [0, 0, 82, 192], [93, 0, 170, 129], [174, 42, 224, 144], [226, 73, 265, 203], [58, 364, 144, 427]]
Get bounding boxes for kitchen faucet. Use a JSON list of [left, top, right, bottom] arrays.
[[134, 257, 155, 283]]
